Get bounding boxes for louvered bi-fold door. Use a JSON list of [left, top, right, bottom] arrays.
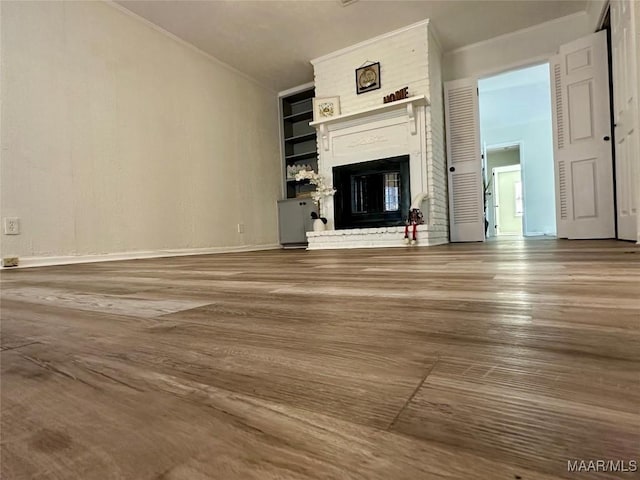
[[550, 59, 570, 238], [550, 31, 615, 239], [444, 79, 484, 242]]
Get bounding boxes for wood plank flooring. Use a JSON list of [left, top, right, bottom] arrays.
[[1, 239, 639, 479]]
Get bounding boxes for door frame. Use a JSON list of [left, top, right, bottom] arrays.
[[455, 34, 621, 242], [605, 2, 640, 241], [492, 164, 524, 236], [484, 142, 523, 237], [478, 64, 552, 238]]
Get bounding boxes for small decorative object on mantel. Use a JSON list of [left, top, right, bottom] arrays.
[[383, 87, 409, 104], [355, 61, 381, 95], [294, 170, 337, 231], [313, 97, 341, 120]]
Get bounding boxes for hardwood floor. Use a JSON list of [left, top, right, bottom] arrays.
[[1, 239, 639, 479]]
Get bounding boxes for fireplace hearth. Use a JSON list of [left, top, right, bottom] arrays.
[[332, 156, 410, 229]]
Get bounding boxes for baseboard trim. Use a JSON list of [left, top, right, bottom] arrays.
[[3, 244, 282, 269]]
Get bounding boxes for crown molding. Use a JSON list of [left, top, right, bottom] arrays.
[[278, 81, 315, 98]]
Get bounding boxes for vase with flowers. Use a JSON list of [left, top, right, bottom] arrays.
[[294, 169, 337, 231]]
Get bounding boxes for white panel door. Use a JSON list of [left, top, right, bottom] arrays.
[[611, 0, 639, 240], [444, 78, 484, 242], [552, 30, 615, 239]]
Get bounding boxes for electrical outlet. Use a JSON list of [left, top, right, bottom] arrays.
[[237, 223, 245, 234], [3, 217, 20, 235]]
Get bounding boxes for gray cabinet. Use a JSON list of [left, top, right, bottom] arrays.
[[278, 198, 315, 245]]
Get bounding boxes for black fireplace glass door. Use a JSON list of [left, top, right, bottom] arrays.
[[333, 156, 410, 229]]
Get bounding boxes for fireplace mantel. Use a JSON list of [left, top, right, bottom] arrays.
[[309, 95, 429, 128], [310, 96, 430, 150]]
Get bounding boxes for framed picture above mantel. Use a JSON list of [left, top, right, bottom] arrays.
[[355, 62, 381, 94]]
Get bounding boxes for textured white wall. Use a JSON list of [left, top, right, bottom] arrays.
[[443, 13, 592, 81], [0, 1, 281, 261]]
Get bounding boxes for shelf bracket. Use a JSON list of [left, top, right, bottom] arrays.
[[407, 103, 417, 135], [320, 123, 329, 151]]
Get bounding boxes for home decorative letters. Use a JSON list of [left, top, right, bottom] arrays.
[[383, 87, 409, 104]]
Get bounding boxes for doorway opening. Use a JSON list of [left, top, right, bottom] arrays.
[[485, 145, 523, 237], [478, 63, 557, 239], [493, 164, 523, 236]]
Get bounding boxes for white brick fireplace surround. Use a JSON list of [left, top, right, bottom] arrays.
[[307, 19, 449, 250], [308, 97, 446, 249]]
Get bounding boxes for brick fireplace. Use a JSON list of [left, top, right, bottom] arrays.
[[307, 19, 448, 250]]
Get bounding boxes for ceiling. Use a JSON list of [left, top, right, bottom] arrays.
[[116, 0, 588, 92]]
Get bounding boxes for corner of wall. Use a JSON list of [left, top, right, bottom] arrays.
[[585, 0, 609, 32], [427, 28, 449, 239]]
